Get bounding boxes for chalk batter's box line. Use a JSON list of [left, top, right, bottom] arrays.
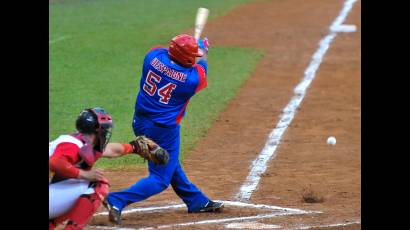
[[94, 200, 319, 216], [91, 220, 361, 230], [91, 219, 360, 230], [91, 200, 321, 230], [285, 220, 361, 230], [91, 213, 314, 230], [91, 211, 297, 230]]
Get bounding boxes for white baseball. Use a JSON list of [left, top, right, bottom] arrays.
[[327, 136, 336, 145]]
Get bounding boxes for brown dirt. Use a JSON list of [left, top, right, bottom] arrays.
[[86, 0, 361, 229]]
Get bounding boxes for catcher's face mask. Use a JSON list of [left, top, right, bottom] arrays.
[[95, 124, 112, 152], [91, 107, 113, 152]]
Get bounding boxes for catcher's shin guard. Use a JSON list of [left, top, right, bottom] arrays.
[[63, 181, 109, 230], [63, 193, 102, 230], [50, 181, 109, 230]]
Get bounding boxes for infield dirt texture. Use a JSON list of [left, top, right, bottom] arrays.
[[52, 0, 360, 229]]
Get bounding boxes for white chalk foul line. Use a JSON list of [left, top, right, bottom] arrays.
[[331, 24, 357, 33], [236, 0, 357, 201]]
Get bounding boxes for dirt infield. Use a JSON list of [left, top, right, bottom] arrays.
[[87, 0, 360, 229]]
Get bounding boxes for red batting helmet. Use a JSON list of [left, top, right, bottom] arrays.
[[168, 34, 203, 67]]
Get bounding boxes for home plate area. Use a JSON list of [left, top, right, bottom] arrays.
[[88, 201, 320, 229]]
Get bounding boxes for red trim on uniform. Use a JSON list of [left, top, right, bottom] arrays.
[[122, 143, 133, 154], [49, 142, 81, 178], [147, 45, 164, 54], [194, 64, 207, 93], [175, 100, 190, 124]]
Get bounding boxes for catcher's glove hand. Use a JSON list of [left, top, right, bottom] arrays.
[[129, 136, 169, 165]]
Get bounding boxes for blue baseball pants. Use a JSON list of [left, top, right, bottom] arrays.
[[106, 114, 209, 212]]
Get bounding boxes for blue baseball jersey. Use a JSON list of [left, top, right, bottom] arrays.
[[134, 47, 208, 126]]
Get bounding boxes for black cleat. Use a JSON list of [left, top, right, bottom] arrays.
[[103, 198, 122, 225], [193, 200, 224, 213]]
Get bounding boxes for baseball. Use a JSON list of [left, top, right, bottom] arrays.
[[327, 136, 336, 145]]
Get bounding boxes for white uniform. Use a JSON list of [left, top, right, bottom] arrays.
[[49, 135, 94, 219]]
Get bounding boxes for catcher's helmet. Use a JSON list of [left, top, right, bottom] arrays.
[[76, 107, 113, 152], [168, 34, 203, 67]]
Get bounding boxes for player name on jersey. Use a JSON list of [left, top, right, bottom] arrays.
[[150, 58, 187, 83]]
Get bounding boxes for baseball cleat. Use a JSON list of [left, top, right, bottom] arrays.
[[194, 200, 224, 213], [103, 198, 122, 225]]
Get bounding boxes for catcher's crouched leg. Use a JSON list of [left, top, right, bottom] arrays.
[[51, 180, 109, 230]]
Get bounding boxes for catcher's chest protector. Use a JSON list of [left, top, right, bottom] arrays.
[[49, 135, 83, 183], [49, 134, 102, 167], [49, 135, 84, 158]]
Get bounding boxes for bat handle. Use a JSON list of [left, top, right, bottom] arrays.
[[194, 29, 202, 40]]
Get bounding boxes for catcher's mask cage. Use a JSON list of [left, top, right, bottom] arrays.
[[168, 34, 203, 67], [75, 107, 113, 152]]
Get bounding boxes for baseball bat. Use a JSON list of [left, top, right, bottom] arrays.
[[194, 7, 209, 39]]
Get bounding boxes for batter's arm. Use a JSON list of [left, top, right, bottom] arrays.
[[196, 37, 209, 63]]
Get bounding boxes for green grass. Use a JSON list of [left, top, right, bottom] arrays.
[[50, 0, 262, 168]]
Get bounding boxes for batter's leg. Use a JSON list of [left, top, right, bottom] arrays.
[[106, 115, 180, 211], [170, 162, 209, 212], [107, 165, 173, 211]]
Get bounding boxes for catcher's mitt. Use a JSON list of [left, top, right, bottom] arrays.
[[129, 136, 169, 165]]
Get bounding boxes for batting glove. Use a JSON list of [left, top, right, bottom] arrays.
[[198, 37, 209, 54]]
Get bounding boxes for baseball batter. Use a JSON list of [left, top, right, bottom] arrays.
[[49, 107, 168, 230], [105, 34, 223, 224]]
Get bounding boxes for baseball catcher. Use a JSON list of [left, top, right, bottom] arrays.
[[49, 107, 168, 230]]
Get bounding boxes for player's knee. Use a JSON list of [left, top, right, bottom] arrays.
[[155, 179, 170, 192], [151, 174, 171, 191], [158, 181, 169, 192]]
